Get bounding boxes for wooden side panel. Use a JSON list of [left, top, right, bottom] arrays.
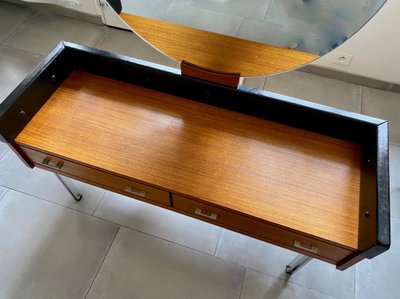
[[336, 252, 364, 270]]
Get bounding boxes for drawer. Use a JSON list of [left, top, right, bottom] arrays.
[[19, 145, 170, 206], [172, 194, 353, 262]]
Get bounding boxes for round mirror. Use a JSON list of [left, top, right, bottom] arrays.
[[111, 0, 386, 76], [0, 0, 387, 78]]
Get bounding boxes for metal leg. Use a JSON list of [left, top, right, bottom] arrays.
[[285, 254, 312, 275], [56, 174, 83, 201]]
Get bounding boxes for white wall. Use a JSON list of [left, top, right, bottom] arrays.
[[312, 0, 400, 84]]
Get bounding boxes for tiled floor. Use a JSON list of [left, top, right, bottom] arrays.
[[1, 1, 400, 299], [0, 1, 175, 101]]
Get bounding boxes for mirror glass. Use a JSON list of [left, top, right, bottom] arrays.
[[0, 0, 387, 82], [116, 0, 386, 76]]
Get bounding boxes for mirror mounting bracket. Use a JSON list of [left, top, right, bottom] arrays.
[[180, 60, 240, 89]]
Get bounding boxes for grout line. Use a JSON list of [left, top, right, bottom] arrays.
[[185, 1, 248, 20], [360, 85, 364, 114], [238, 268, 248, 299], [390, 215, 400, 220], [92, 27, 108, 48], [92, 28, 107, 48], [84, 225, 121, 299], [243, 266, 340, 298], [264, 0, 274, 22], [160, 1, 175, 21], [1, 9, 37, 46], [98, 218, 221, 258], [0, 187, 10, 202], [0, 43, 43, 58], [158, 0, 175, 20], [235, 17, 245, 38], [0, 147, 10, 162], [92, 190, 107, 216], [213, 228, 223, 256], [353, 263, 357, 299], [262, 76, 268, 90], [390, 142, 400, 147], [0, 185, 105, 218], [0, 185, 222, 257]]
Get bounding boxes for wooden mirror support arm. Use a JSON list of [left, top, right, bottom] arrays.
[[181, 60, 240, 88]]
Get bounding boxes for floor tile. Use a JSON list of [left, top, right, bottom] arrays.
[[122, 0, 191, 20], [86, 227, 245, 299], [237, 17, 294, 46], [94, 191, 221, 254], [242, 76, 267, 89], [264, 70, 362, 112], [240, 269, 335, 299], [236, 17, 324, 54], [0, 141, 9, 160], [355, 217, 400, 299], [0, 190, 119, 299], [0, 150, 105, 214], [191, 0, 272, 20], [94, 27, 176, 67], [362, 87, 400, 145], [162, 3, 243, 36], [0, 1, 33, 43], [121, 0, 173, 19], [216, 229, 297, 277], [4, 13, 106, 55], [216, 230, 355, 299], [265, 0, 370, 55], [390, 145, 400, 219], [0, 186, 7, 201], [0, 45, 42, 103]]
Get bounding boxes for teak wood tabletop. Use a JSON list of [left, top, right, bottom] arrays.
[[120, 13, 319, 76], [15, 71, 362, 250]]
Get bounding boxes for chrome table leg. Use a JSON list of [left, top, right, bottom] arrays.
[[285, 254, 312, 275], [55, 173, 83, 201]]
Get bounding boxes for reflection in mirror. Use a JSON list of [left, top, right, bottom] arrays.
[[0, 0, 388, 83], [117, 0, 386, 76]]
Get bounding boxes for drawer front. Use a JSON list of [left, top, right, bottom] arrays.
[[20, 146, 170, 206], [172, 194, 352, 262]]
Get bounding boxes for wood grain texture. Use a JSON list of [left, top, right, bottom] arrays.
[[19, 146, 171, 206], [181, 60, 240, 87], [15, 71, 361, 249], [173, 194, 352, 260], [120, 13, 319, 77]]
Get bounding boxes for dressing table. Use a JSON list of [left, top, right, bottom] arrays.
[[0, 41, 390, 274]]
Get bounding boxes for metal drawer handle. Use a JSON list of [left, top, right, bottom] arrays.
[[42, 157, 63, 169], [195, 208, 218, 220], [125, 186, 147, 197], [294, 240, 318, 254]]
